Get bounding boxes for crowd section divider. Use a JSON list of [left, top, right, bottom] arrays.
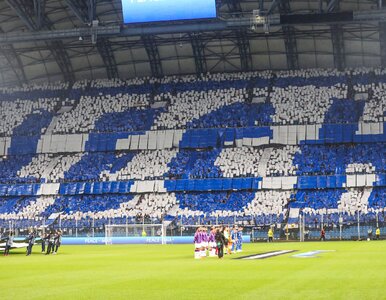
[[0, 174, 385, 197], [0, 122, 384, 156]]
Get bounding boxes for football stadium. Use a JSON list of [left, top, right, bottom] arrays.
[[0, 0, 386, 299]]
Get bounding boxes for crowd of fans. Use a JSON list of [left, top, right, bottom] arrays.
[[0, 68, 385, 229]]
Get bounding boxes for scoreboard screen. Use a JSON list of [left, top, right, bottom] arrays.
[[122, 0, 217, 24]]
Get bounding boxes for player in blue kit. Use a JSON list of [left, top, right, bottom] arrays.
[[231, 226, 238, 253], [236, 226, 243, 252]]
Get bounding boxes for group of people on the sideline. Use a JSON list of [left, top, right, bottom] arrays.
[[194, 226, 243, 259], [40, 230, 62, 255], [1, 228, 62, 256]]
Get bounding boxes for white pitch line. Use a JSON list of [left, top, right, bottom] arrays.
[[242, 250, 294, 260]]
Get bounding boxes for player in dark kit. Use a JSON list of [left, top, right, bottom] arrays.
[[3, 231, 14, 256], [26, 229, 36, 256], [215, 227, 226, 259], [45, 231, 56, 255], [41, 232, 48, 253], [53, 230, 62, 254]]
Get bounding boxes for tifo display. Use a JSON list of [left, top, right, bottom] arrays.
[[0, 67, 385, 240]]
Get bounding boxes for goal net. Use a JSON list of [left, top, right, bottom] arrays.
[[104, 224, 166, 245]]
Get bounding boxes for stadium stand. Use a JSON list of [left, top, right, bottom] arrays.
[[0, 67, 385, 233], [0, 98, 58, 137]]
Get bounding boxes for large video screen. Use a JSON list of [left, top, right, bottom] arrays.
[[122, 0, 217, 24]]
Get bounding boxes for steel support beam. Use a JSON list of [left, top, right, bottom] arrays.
[[65, 0, 96, 23], [66, 0, 116, 78], [326, 0, 340, 13], [142, 35, 163, 78], [45, 40, 75, 83], [282, 26, 299, 70], [6, 0, 46, 30], [278, 0, 298, 70], [97, 37, 119, 79], [226, 0, 242, 13], [35, 0, 46, 29], [328, 1, 344, 70], [267, 0, 290, 15], [189, 33, 207, 75], [267, 0, 279, 14], [331, 24, 345, 71], [0, 28, 26, 85], [47, 40, 74, 83], [65, 0, 90, 23], [379, 22, 386, 67], [0, 10, 386, 44], [88, 0, 96, 22], [6, 0, 74, 83], [225, 0, 252, 71], [259, 0, 265, 11], [236, 29, 252, 71], [5, 0, 37, 30], [279, 0, 291, 14], [0, 45, 26, 85]]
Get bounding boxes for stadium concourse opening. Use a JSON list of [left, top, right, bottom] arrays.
[[0, 0, 386, 298]]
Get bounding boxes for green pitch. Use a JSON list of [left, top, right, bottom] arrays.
[[1, 241, 386, 300]]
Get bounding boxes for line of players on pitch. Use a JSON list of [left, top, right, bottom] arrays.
[[194, 225, 243, 259], [2, 229, 62, 256]]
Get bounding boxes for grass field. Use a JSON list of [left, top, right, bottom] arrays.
[[1, 241, 386, 300]]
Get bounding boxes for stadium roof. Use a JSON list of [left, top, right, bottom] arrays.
[[0, 0, 384, 86]]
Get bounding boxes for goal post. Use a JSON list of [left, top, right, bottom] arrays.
[[104, 224, 166, 245]]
